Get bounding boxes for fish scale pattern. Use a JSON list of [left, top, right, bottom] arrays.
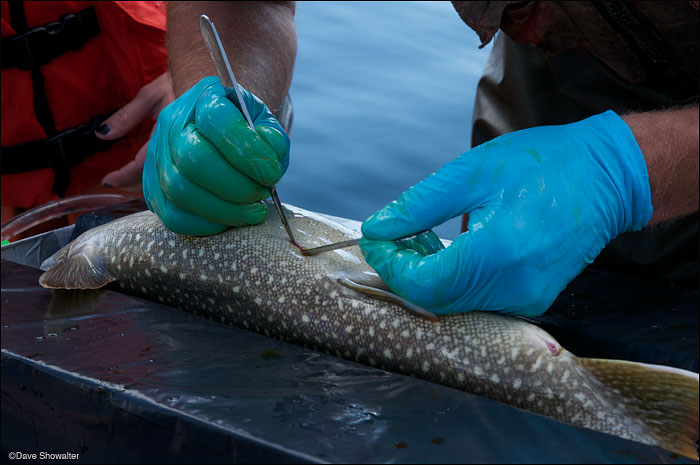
[[44, 206, 695, 453]]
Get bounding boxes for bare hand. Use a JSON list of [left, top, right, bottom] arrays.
[[95, 72, 175, 191]]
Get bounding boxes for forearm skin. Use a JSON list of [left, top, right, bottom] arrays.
[[166, 1, 297, 115]]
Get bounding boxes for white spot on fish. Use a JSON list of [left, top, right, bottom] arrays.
[[379, 321, 386, 329], [254, 297, 263, 305], [511, 347, 520, 359], [226, 305, 233, 313], [278, 296, 286, 303], [345, 325, 353, 333], [251, 267, 258, 274], [474, 366, 484, 376], [321, 315, 328, 322], [513, 378, 522, 388], [368, 327, 375, 337], [561, 370, 570, 383], [527, 393, 536, 402], [129, 257, 134, 268], [141, 286, 146, 293], [144, 269, 151, 277], [214, 253, 220, 259], [400, 330, 409, 338], [426, 343, 435, 350], [422, 361, 430, 372], [232, 286, 240, 293], [168, 240, 174, 247], [198, 249, 204, 257], [531, 355, 544, 372], [406, 348, 413, 358], [490, 374, 500, 383], [302, 315, 310, 323], [200, 274, 207, 280], [158, 250, 164, 257], [383, 349, 392, 359]]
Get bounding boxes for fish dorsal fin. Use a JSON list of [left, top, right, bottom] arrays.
[[578, 357, 699, 459], [337, 274, 439, 322], [39, 242, 115, 290]]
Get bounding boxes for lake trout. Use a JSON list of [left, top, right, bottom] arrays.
[[39, 204, 699, 458]]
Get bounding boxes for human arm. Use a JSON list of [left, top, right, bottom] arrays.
[[143, 2, 297, 235], [621, 106, 699, 224], [167, 1, 296, 114]]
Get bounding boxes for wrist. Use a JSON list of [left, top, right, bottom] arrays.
[[581, 111, 653, 234]]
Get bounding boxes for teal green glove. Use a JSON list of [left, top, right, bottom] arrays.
[[143, 76, 289, 235], [360, 111, 653, 317]]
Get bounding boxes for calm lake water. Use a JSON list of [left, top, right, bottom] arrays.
[[280, 1, 492, 239]]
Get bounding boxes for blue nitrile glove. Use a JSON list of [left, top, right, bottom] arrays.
[[360, 111, 653, 317], [143, 76, 289, 235]]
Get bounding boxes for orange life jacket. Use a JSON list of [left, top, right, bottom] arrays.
[[1, 1, 167, 209]]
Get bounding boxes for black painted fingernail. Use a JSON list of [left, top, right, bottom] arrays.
[[96, 124, 110, 135], [102, 182, 113, 188]]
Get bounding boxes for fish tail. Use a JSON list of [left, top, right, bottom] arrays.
[[579, 357, 699, 459], [39, 243, 115, 290]]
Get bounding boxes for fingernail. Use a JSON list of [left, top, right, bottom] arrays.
[[96, 124, 110, 135], [102, 182, 113, 188]]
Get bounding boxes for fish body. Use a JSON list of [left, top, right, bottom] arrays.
[[40, 204, 699, 458]]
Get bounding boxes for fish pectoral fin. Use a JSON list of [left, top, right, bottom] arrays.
[[337, 275, 439, 323], [39, 245, 115, 290], [579, 357, 699, 459]]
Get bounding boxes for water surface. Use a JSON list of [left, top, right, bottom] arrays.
[[281, 1, 492, 239]]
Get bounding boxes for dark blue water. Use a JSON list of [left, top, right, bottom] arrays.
[[279, 1, 492, 239]]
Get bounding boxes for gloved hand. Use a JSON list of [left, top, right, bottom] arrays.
[[360, 111, 653, 317], [143, 76, 289, 235]]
